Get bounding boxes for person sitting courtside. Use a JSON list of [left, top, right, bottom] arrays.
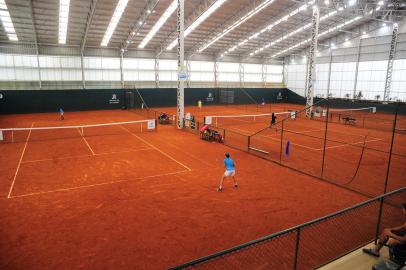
[[363, 202, 406, 257]]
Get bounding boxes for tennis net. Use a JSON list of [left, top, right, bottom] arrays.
[[329, 107, 376, 119], [0, 119, 157, 144], [204, 111, 295, 128]]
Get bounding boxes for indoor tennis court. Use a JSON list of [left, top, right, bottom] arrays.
[[0, 0, 405, 269]]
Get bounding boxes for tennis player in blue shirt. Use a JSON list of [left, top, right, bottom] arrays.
[[217, 152, 238, 192], [59, 108, 64, 120]]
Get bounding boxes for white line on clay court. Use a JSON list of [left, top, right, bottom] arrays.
[[7, 122, 34, 199], [21, 147, 153, 164], [9, 170, 189, 199], [119, 125, 192, 171], [77, 128, 96, 155], [256, 133, 384, 151]]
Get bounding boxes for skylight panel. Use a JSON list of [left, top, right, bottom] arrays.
[[0, 0, 18, 41], [58, 0, 70, 44], [138, 0, 177, 49], [166, 0, 227, 50], [101, 0, 129, 47]]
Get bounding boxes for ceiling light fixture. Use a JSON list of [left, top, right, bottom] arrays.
[[198, 0, 277, 53], [271, 16, 362, 58], [101, 0, 129, 46], [58, 0, 70, 44], [166, 0, 227, 50], [0, 0, 18, 41], [139, 0, 177, 49]]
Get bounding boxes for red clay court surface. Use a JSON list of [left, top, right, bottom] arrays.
[[0, 106, 401, 269]]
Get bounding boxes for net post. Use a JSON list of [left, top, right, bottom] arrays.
[[279, 120, 284, 162], [382, 102, 399, 194], [293, 227, 301, 270], [321, 100, 330, 178], [155, 119, 158, 132]]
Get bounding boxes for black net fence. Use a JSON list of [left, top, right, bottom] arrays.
[[188, 99, 405, 197], [168, 100, 406, 269], [243, 100, 406, 197], [170, 188, 406, 270]]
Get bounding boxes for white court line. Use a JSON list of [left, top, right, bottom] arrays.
[[21, 147, 153, 164], [7, 122, 34, 199], [255, 133, 384, 152], [160, 140, 215, 168], [315, 138, 384, 151], [119, 125, 192, 171], [9, 170, 189, 199], [77, 128, 95, 155], [260, 135, 319, 150]]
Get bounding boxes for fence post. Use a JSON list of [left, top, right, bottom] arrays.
[[375, 197, 384, 244], [279, 120, 284, 162], [383, 102, 399, 194], [321, 100, 330, 178], [248, 135, 251, 152], [293, 228, 301, 270]]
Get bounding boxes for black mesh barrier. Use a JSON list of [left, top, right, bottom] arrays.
[[224, 129, 250, 152], [179, 232, 297, 270], [170, 188, 406, 270], [206, 99, 404, 198], [297, 200, 380, 269]]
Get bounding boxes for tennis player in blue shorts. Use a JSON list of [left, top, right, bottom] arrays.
[[217, 152, 238, 192]]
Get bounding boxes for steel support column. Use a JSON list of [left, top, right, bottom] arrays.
[[283, 60, 287, 87], [29, 0, 41, 89], [155, 56, 159, 88], [305, 6, 319, 118], [326, 49, 333, 98], [186, 60, 191, 88], [214, 60, 219, 88], [383, 23, 399, 101], [177, 0, 185, 129], [262, 64, 267, 88], [81, 53, 85, 89], [120, 52, 124, 88], [352, 37, 362, 98], [239, 63, 244, 88], [80, 0, 98, 90]]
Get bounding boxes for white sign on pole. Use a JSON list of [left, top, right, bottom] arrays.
[[205, 116, 212, 125], [178, 66, 188, 81], [147, 120, 156, 130], [290, 111, 296, 119], [322, 110, 327, 117], [372, 107, 376, 113], [0, 130, 3, 141]]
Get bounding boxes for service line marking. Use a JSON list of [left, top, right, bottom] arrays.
[[119, 125, 192, 172], [7, 122, 34, 199], [21, 147, 153, 164], [77, 128, 95, 155], [9, 170, 189, 199]]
